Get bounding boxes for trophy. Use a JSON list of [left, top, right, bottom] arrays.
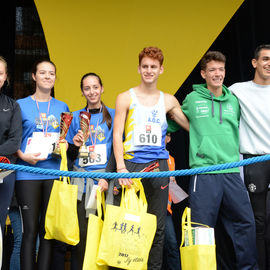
[[52, 112, 73, 158], [78, 111, 91, 158]]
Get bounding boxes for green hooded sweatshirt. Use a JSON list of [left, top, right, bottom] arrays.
[[182, 83, 240, 174]]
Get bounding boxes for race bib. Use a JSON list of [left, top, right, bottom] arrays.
[[79, 144, 107, 167], [24, 132, 59, 159], [134, 123, 161, 146]]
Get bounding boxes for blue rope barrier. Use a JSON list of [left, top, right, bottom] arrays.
[[1, 154, 270, 179]]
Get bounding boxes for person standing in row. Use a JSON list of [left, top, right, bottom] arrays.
[[15, 59, 69, 270], [51, 72, 114, 270], [113, 46, 189, 269], [181, 51, 258, 269], [162, 132, 181, 270], [0, 56, 22, 266], [229, 44, 270, 270]]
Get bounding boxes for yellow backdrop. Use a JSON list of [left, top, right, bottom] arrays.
[[34, 0, 244, 111]]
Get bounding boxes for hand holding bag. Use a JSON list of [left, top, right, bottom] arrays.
[[82, 187, 108, 270], [96, 179, 157, 270], [44, 143, 79, 245], [180, 207, 216, 270]]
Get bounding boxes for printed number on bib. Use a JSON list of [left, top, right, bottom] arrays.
[[134, 123, 161, 146], [24, 132, 59, 159], [79, 144, 107, 167]]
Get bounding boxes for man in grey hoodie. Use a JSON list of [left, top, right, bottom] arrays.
[[229, 44, 270, 270]]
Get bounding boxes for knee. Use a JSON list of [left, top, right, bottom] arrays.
[[13, 234, 22, 247], [22, 224, 38, 241]]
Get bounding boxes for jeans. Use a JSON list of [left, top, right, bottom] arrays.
[[9, 207, 22, 270], [162, 214, 181, 270], [0, 172, 15, 234]]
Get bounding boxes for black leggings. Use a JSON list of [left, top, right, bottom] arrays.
[[15, 179, 54, 270], [113, 159, 169, 270]]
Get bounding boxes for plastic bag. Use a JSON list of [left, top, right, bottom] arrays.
[[44, 143, 79, 245], [180, 207, 216, 270], [83, 187, 108, 270], [97, 180, 156, 270]]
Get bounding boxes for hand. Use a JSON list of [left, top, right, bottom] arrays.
[[117, 168, 133, 188], [170, 176, 176, 183], [98, 179, 108, 192], [58, 139, 69, 150], [23, 152, 46, 165], [73, 130, 85, 147]]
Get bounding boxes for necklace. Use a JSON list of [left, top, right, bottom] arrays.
[[34, 95, 51, 136], [88, 106, 102, 159]]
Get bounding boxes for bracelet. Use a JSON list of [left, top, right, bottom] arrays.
[[117, 167, 126, 172]]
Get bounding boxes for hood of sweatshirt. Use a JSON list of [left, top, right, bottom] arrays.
[[192, 83, 231, 124]]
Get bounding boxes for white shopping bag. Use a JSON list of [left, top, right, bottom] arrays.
[[169, 180, 188, 203], [86, 184, 98, 210]]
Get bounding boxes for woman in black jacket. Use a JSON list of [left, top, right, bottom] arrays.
[[0, 55, 22, 237]]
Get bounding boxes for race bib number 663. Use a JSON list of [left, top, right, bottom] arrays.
[[78, 144, 107, 167]]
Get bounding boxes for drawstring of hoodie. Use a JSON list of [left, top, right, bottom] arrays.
[[219, 102, 222, 124], [210, 92, 215, 118], [210, 92, 222, 124]]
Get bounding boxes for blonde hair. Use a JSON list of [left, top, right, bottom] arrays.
[[0, 56, 9, 86]]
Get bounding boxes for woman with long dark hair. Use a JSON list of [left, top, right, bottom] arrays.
[[51, 72, 115, 269]]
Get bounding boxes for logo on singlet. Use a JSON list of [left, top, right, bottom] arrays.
[[148, 109, 160, 123]]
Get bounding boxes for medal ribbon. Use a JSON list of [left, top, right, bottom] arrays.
[[88, 106, 102, 151], [34, 95, 51, 137]]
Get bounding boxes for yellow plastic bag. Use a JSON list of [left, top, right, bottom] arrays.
[[96, 180, 156, 270], [82, 187, 108, 270], [44, 143, 79, 245], [121, 178, 147, 213], [180, 207, 216, 270]]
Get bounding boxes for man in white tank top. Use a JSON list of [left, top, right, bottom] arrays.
[[113, 47, 189, 270], [229, 44, 270, 270]]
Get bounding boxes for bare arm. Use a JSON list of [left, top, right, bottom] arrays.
[[113, 92, 132, 186], [113, 92, 129, 170], [165, 94, 189, 132]]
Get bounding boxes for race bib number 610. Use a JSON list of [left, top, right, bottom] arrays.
[[134, 123, 161, 146]]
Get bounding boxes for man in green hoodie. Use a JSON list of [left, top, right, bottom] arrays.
[[181, 51, 259, 270]]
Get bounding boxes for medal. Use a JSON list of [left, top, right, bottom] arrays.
[[34, 95, 51, 137], [89, 145, 95, 152], [90, 151, 97, 160], [89, 145, 96, 159]]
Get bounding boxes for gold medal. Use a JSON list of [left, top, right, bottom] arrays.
[[90, 151, 97, 160]]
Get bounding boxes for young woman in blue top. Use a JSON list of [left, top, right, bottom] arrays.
[[51, 72, 115, 270], [15, 59, 69, 270]]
